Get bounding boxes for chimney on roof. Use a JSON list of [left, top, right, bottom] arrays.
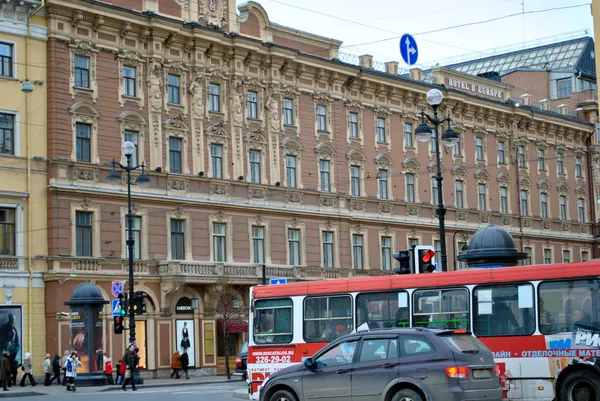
[[519, 94, 531, 106], [359, 55, 373, 69], [385, 61, 398, 75], [557, 104, 568, 115], [409, 68, 422, 82], [539, 99, 550, 111]]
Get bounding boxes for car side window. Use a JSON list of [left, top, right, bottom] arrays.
[[316, 340, 358, 368], [358, 339, 398, 363], [401, 336, 435, 356]]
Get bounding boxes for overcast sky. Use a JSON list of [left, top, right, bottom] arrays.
[[236, 0, 593, 70]]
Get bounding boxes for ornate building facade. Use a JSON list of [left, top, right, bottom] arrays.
[[44, 0, 597, 375]]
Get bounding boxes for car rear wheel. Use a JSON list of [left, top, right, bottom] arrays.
[[269, 389, 297, 401], [559, 370, 600, 401], [392, 388, 423, 401]]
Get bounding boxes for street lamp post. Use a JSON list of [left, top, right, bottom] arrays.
[[452, 230, 469, 271], [107, 141, 151, 346], [415, 88, 460, 273]]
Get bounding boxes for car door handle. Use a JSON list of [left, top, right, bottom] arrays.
[[382, 363, 398, 369], [336, 368, 351, 374]]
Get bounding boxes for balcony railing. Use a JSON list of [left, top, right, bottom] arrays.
[[0, 256, 19, 271]]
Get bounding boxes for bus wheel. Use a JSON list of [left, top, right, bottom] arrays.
[[269, 389, 297, 401], [392, 389, 423, 401], [560, 370, 600, 401]]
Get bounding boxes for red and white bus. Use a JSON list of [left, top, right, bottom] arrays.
[[247, 261, 600, 401]]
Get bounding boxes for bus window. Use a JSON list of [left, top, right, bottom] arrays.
[[254, 298, 293, 344], [304, 295, 353, 342], [356, 291, 409, 329], [473, 284, 535, 337], [412, 288, 469, 330], [539, 279, 600, 334]]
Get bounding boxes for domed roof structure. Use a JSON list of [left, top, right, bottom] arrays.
[[64, 282, 108, 306], [457, 224, 527, 267]]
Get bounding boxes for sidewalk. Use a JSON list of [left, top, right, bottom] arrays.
[[0, 376, 237, 397]]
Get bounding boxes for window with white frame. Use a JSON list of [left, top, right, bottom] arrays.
[[454, 138, 461, 156], [74, 55, 90, 88], [432, 177, 439, 205], [170, 219, 185, 260], [322, 231, 334, 268], [475, 137, 483, 160], [252, 226, 265, 264], [249, 150, 261, 184], [169, 137, 183, 173], [455, 180, 464, 208], [500, 187, 508, 214], [76, 123, 91, 162], [349, 112, 358, 139], [557, 152, 564, 175], [518, 145, 526, 168], [167, 74, 180, 105], [124, 131, 139, 166], [75, 211, 93, 257], [582, 251, 589, 261], [478, 183, 486, 211], [406, 174, 415, 202], [520, 189, 528, 216], [210, 144, 223, 179], [381, 236, 391, 271], [247, 91, 258, 119], [213, 222, 227, 262], [376, 118, 386, 143], [544, 249, 552, 264], [283, 98, 293, 125], [497, 142, 506, 164], [126, 216, 142, 260], [524, 247, 532, 265], [123, 66, 136, 97], [0, 113, 14, 155], [578, 198, 585, 222], [540, 192, 548, 218], [320, 160, 331, 192], [376, 169, 388, 200], [0, 208, 15, 256], [352, 234, 364, 269], [0, 43, 13, 78], [557, 78, 572, 98], [288, 228, 300, 265], [286, 155, 297, 188], [351, 165, 361, 196], [537, 149, 546, 171], [576, 156, 583, 178], [560, 195, 567, 220], [316, 105, 327, 132], [404, 123, 413, 148], [563, 249, 571, 263], [430, 135, 436, 153], [209, 83, 220, 112]]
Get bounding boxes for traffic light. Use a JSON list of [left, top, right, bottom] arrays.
[[134, 292, 147, 315], [118, 293, 128, 316], [392, 251, 412, 274], [414, 245, 437, 274], [114, 316, 124, 334]]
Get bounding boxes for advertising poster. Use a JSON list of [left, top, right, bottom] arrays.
[[70, 308, 89, 373], [92, 307, 104, 372], [0, 306, 22, 364], [176, 320, 195, 366]]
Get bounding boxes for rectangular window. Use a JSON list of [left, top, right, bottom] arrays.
[[285, 155, 297, 188], [167, 74, 180, 105], [497, 142, 505, 164], [210, 144, 223, 179], [349, 112, 358, 138], [475, 137, 483, 160], [170, 219, 185, 260], [432, 178, 439, 205], [413, 288, 469, 330], [404, 123, 413, 147], [557, 77, 572, 98], [473, 284, 535, 336], [541, 193, 548, 218], [249, 150, 261, 184], [254, 298, 293, 344], [524, 247, 532, 265], [0, 208, 16, 256], [252, 226, 265, 264], [75, 211, 93, 257], [454, 139, 461, 156], [576, 157, 583, 177], [557, 153, 564, 174], [379, 170, 388, 199], [406, 174, 415, 202], [457, 242, 467, 270], [434, 240, 441, 268], [209, 83, 220, 112], [539, 279, 599, 334], [563, 250, 571, 263], [518, 146, 526, 168], [124, 131, 138, 166], [537, 149, 546, 171], [478, 183, 486, 211], [520, 189, 528, 216], [322, 231, 334, 268], [75, 123, 91, 162], [0, 113, 14, 155], [582, 251, 589, 262], [578, 199, 585, 222], [213, 222, 226, 262], [126, 216, 141, 260], [247, 91, 258, 119], [123, 66, 136, 97], [560, 195, 567, 220], [500, 187, 508, 214], [544, 249, 552, 264], [430, 135, 436, 153], [169, 137, 182, 173], [351, 165, 361, 196], [283, 98, 293, 125], [376, 118, 386, 143], [352, 234, 363, 269], [288, 229, 300, 265], [320, 160, 331, 192], [409, 238, 419, 248], [74, 55, 90, 88], [316, 105, 327, 132], [304, 296, 353, 341], [455, 180, 463, 208], [381, 236, 392, 271], [356, 291, 409, 329], [0, 43, 12, 77]]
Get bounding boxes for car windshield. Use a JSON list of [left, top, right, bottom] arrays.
[[240, 341, 248, 354], [439, 335, 489, 354]]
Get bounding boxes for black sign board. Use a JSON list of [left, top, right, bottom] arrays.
[[176, 297, 193, 314]]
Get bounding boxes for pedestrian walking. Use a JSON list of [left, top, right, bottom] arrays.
[[65, 352, 81, 392], [104, 357, 114, 385], [52, 355, 62, 385], [19, 353, 36, 387], [61, 350, 69, 386], [170, 350, 181, 379], [121, 344, 139, 391], [180, 349, 189, 379], [43, 353, 52, 386], [8, 352, 18, 387], [1, 352, 11, 391]]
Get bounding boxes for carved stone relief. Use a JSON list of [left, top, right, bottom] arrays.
[[286, 191, 302, 203], [542, 221, 552, 230], [379, 203, 392, 214], [561, 222, 571, 232], [406, 206, 420, 217], [148, 60, 163, 112], [350, 200, 365, 211], [320, 197, 335, 207], [199, 0, 228, 29], [73, 168, 98, 182], [249, 188, 265, 199], [501, 217, 511, 226], [168, 179, 187, 191], [209, 183, 229, 196], [457, 212, 468, 221]]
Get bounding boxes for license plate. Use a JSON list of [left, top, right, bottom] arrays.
[[473, 369, 491, 379]]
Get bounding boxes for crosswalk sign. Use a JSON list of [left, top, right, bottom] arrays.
[[111, 299, 122, 316]]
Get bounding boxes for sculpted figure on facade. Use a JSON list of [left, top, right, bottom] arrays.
[[198, 0, 228, 29], [232, 76, 244, 127], [266, 88, 281, 132], [189, 75, 205, 119], [148, 60, 163, 112]]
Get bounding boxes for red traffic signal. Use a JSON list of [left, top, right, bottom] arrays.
[[421, 249, 435, 263], [114, 316, 124, 335]]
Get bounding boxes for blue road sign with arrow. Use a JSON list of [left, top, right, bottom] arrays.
[[111, 299, 122, 316], [400, 34, 418, 66], [270, 278, 287, 285]]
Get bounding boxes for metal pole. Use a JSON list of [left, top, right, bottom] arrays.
[[262, 264, 266, 285], [433, 108, 448, 273], [452, 231, 458, 272], [126, 155, 136, 346]]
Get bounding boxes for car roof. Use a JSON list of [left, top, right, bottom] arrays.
[[342, 327, 471, 337]]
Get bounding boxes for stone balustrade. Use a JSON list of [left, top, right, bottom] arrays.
[[0, 257, 19, 271]]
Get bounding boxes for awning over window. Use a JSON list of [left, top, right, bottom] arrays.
[[216, 319, 248, 334]]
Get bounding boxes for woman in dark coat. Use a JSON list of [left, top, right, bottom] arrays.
[[51, 355, 62, 385], [1, 351, 11, 391], [180, 350, 189, 379]]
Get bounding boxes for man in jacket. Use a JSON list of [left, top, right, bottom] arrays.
[[1, 351, 11, 391], [180, 350, 189, 379], [121, 344, 139, 391]]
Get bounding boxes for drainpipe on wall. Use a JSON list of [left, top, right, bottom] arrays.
[[585, 131, 597, 258], [514, 136, 525, 253], [26, 0, 45, 359]]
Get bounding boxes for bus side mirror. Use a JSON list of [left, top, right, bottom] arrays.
[[304, 358, 315, 370]]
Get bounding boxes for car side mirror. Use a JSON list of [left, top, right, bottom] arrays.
[[304, 357, 315, 370]]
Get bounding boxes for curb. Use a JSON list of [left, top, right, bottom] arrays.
[[232, 389, 249, 400], [0, 392, 46, 398], [100, 379, 235, 392]]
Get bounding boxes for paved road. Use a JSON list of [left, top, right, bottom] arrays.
[[20, 382, 246, 401]]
